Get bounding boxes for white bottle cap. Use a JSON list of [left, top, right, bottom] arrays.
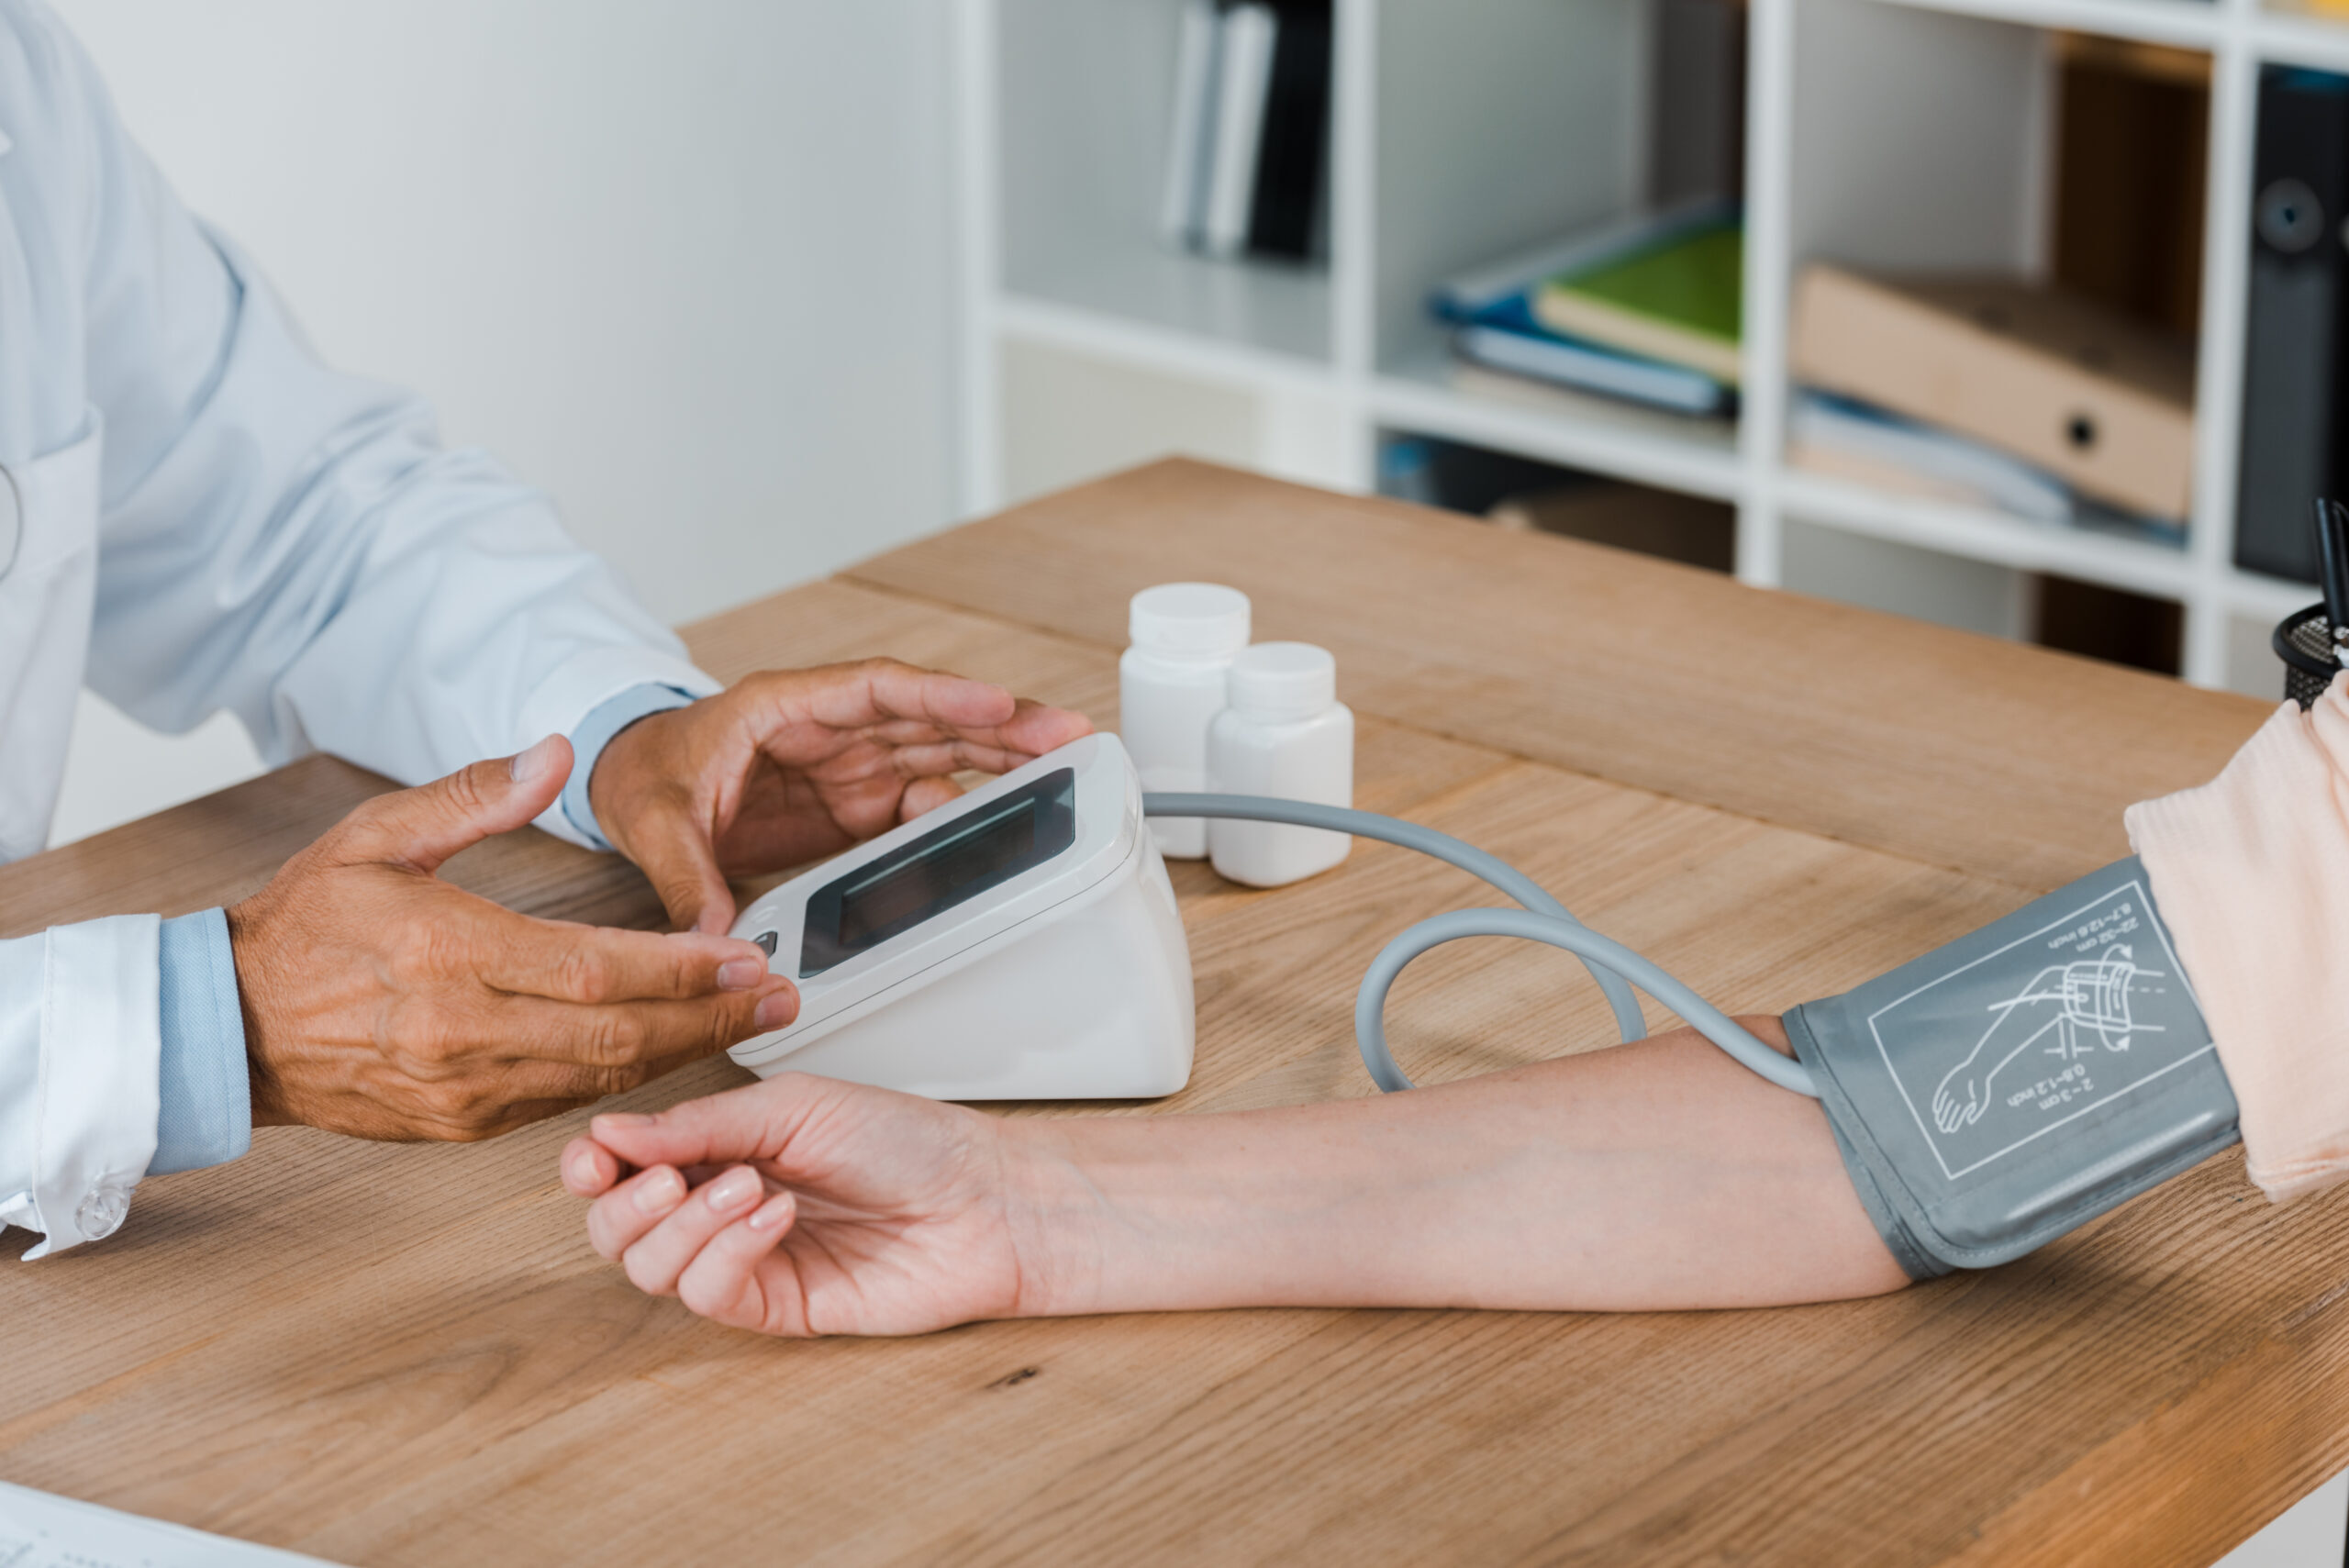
[[1130, 583, 1252, 658], [1227, 641, 1336, 723]]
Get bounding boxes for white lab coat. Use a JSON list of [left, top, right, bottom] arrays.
[[0, 1, 718, 1256]]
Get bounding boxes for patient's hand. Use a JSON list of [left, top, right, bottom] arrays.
[[562, 1075, 1036, 1337], [567, 1015, 1912, 1339]]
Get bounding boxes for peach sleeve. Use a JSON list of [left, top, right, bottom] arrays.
[[2126, 675, 2349, 1202]]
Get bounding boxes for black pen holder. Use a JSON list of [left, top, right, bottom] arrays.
[[2275, 603, 2342, 709]]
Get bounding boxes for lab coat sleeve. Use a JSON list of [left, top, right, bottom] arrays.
[[0, 679, 698, 1256], [138, 681, 695, 1182], [38, 5, 719, 846], [0, 917, 161, 1258]]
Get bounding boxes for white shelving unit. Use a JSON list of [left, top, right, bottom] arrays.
[[950, 0, 2345, 692]]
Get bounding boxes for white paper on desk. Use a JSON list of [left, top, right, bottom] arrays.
[[0, 1480, 340, 1567]]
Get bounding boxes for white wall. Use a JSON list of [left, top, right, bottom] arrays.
[[44, 0, 959, 845]]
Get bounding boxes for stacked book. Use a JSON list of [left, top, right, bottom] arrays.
[[1788, 263, 2194, 544], [1159, 0, 1332, 262], [1429, 203, 1743, 419]]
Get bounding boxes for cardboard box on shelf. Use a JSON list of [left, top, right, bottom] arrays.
[[1790, 264, 2196, 519]]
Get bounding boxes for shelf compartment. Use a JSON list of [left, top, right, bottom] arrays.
[[1373, 0, 1748, 450], [994, 291, 1338, 395], [996, 0, 1336, 365], [1376, 430, 1738, 573], [1782, 3, 2209, 557]]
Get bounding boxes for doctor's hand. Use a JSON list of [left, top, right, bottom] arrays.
[[562, 1073, 1036, 1337], [584, 659, 1093, 935], [227, 737, 796, 1141]]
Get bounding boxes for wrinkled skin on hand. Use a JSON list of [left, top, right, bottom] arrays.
[[229, 736, 796, 1141], [585, 659, 1094, 935]]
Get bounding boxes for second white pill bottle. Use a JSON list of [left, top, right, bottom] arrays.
[[1120, 582, 1252, 859], [1206, 641, 1353, 888]]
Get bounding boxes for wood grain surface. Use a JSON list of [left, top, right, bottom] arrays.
[[2, 462, 2335, 1568]]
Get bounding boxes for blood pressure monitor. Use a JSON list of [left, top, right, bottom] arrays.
[[726, 733, 1195, 1099]]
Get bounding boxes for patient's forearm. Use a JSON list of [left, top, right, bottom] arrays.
[[1017, 1018, 1912, 1317]]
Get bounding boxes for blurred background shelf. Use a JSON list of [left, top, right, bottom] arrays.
[[1001, 232, 1336, 368], [1777, 470, 2198, 596], [1871, 0, 2225, 49], [1372, 346, 1744, 499], [995, 292, 1339, 395], [2256, 10, 2349, 72], [958, 0, 2332, 701]]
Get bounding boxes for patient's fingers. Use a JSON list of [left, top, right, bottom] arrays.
[[562, 1136, 623, 1197], [616, 1164, 771, 1296], [589, 1074, 836, 1172], [585, 1164, 689, 1259], [675, 1193, 799, 1331]]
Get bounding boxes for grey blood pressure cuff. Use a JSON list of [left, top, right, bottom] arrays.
[[1783, 857, 2241, 1279]]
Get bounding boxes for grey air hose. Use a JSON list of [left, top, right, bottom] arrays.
[[1142, 794, 1820, 1099]]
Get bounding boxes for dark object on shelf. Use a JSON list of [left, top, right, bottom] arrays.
[[2316, 495, 2349, 638], [2236, 68, 2349, 584], [1158, 0, 1332, 263], [2032, 575, 2182, 677], [1379, 434, 1579, 515], [1247, 0, 1331, 261], [2275, 603, 2340, 708], [1490, 484, 1735, 574], [1375, 434, 1734, 574], [2051, 34, 2208, 338], [1649, 0, 1746, 208]]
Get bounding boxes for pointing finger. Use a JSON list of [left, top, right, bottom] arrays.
[[493, 984, 797, 1075], [483, 917, 772, 1004]]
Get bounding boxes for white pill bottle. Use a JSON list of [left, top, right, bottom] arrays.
[[1119, 583, 1252, 859], [1206, 641, 1353, 888]]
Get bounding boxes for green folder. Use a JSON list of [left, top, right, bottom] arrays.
[[1533, 217, 1744, 384]]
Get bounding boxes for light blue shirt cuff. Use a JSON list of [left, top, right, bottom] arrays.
[[153, 907, 253, 1176], [562, 683, 701, 851]]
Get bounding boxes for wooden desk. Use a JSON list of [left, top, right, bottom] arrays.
[[2, 460, 2337, 1567]]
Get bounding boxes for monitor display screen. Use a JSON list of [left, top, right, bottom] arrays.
[[797, 768, 1078, 977]]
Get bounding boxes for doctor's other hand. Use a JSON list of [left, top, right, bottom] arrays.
[[563, 1074, 1040, 1337], [227, 737, 797, 1141], [584, 659, 1094, 935]]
